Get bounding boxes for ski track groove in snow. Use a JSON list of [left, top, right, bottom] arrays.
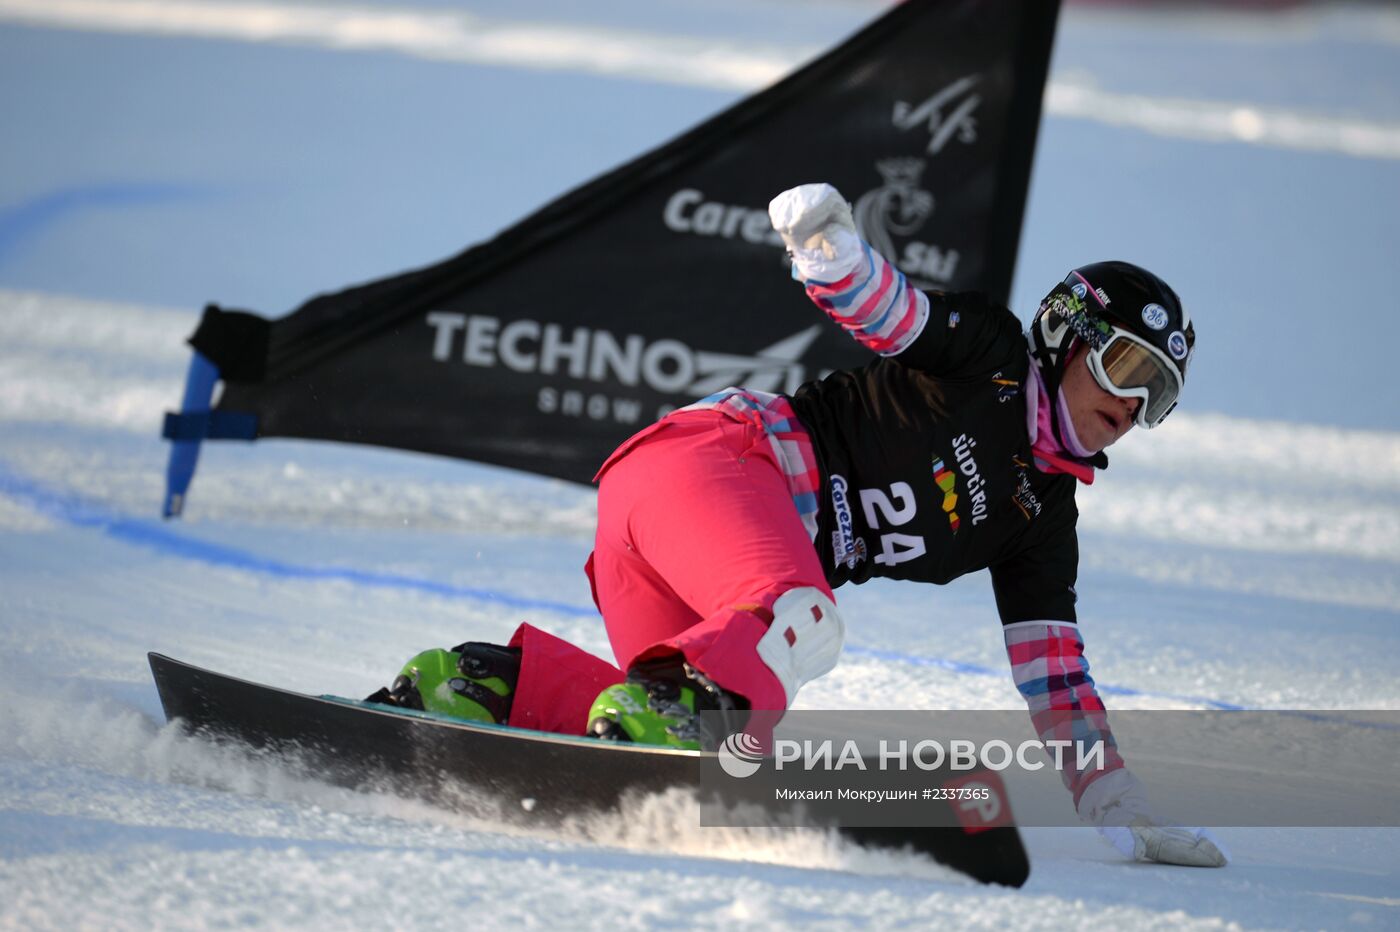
[[5, 0, 1400, 160]]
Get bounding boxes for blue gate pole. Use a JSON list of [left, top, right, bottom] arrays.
[[162, 351, 219, 518]]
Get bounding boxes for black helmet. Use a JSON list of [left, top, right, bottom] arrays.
[[1029, 261, 1194, 429]]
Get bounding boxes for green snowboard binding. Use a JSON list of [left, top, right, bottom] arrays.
[[587, 657, 745, 750], [367, 642, 520, 724]]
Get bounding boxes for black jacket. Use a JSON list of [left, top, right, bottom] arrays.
[[787, 290, 1080, 625]]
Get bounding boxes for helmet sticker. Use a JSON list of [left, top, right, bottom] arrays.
[[1070, 282, 1088, 300], [1042, 290, 1113, 350], [1141, 303, 1169, 330], [1167, 330, 1189, 360]]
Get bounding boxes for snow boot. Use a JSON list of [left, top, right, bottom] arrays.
[[366, 642, 520, 725], [586, 656, 746, 750]]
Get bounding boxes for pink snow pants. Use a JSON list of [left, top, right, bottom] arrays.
[[507, 409, 833, 734]]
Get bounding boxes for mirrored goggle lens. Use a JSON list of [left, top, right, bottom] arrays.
[[1099, 336, 1180, 426]]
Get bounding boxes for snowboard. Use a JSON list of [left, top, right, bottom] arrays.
[[148, 652, 1030, 886]]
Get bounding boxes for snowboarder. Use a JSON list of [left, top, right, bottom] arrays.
[[371, 183, 1224, 867]]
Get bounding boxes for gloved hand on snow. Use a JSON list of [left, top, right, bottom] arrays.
[[1077, 769, 1228, 868], [768, 183, 864, 283]]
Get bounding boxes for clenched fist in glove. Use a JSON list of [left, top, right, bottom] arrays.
[[1078, 769, 1229, 868], [768, 183, 864, 283]]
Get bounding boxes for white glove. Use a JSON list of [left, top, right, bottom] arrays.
[[1078, 769, 1228, 868], [768, 183, 864, 283]]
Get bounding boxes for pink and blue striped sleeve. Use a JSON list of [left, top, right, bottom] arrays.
[[1003, 620, 1125, 806], [803, 241, 930, 357]]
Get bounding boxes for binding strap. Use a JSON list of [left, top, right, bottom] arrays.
[[448, 642, 521, 724]]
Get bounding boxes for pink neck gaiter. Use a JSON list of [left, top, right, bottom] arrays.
[[1025, 354, 1096, 485]]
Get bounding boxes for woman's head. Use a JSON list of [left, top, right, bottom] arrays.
[[1029, 261, 1194, 452]]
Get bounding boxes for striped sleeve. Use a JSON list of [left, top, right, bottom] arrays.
[[1003, 620, 1125, 806], [803, 241, 929, 357]]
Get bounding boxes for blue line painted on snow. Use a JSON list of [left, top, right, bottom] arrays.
[[0, 461, 595, 619], [0, 460, 1354, 716], [0, 182, 217, 266]]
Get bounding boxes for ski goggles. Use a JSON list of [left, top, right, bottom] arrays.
[[1083, 328, 1183, 429]]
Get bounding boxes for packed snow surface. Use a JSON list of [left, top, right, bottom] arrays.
[[2, 1, 1398, 928]]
